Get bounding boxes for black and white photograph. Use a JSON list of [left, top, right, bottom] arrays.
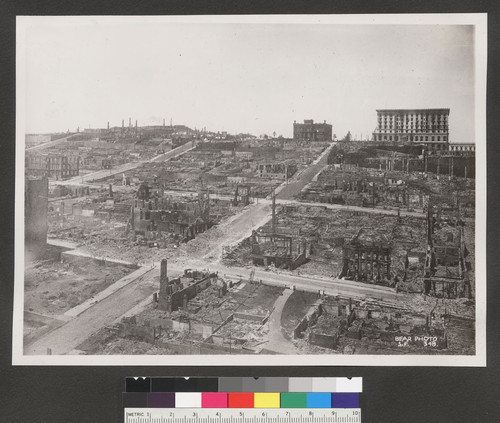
[[14, 14, 487, 366]]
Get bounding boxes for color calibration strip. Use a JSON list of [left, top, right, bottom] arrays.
[[123, 377, 362, 409]]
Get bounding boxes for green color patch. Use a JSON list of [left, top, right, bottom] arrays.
[[280, 393, 307, 408]]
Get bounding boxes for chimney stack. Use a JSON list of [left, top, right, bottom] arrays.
[[129, 117, 131, 127], [160, 259, 168, 284], [107, 121, 110, 130]]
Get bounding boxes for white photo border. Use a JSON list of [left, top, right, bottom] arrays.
[[13, 13, 487, 366]]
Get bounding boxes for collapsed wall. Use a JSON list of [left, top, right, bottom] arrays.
[[295, 296, 448, 352], [157, 259, 223, 312]]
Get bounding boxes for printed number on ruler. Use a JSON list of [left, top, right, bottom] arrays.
[[124, 408, 361, 423]]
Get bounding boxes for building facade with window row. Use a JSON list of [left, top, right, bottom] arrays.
[[449, 143, 475, 153], [26, 152, 80, 180], [372, 108, 450, 152], [293, 119, 332, 142]]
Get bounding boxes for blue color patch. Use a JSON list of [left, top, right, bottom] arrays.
[[331, 393, 359, 408], [306, 392, 331, 408]]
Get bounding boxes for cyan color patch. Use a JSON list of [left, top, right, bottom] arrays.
[[306, 392, 331, 408]]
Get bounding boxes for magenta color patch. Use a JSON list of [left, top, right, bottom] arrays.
[[202, 392, 228, 408]]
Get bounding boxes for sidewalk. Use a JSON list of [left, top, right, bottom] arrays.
[[64, 265, 155, 317]]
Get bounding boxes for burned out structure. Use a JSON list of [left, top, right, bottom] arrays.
[[250, 231, 311, 270], [293, 119, 333, 142], [157, 260, 223, 312], [302, 141, 476, 211], [301, 168, 383, 207], [327, 142, 475, 180], [106, 260, 283, 354], [232, 184, 252, 206], [129, 180, 211, 242], [422, 204, 472, 298], [257, 162, 298, 180], [250, 195, 311, 270], [340, 228, 392, 284], [226, 201, 428, 288], [26, 152, 80, 180], [294, 296, 452, 353]]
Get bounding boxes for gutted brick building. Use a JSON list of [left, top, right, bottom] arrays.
[[293, 119, 332, 142]]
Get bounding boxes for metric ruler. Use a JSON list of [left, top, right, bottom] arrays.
[[124, 408, 362, 423]]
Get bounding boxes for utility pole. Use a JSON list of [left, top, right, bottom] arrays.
[[271, 192, 276, 235]]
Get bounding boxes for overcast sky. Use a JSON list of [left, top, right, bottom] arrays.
[[19, 18, 476, 142]]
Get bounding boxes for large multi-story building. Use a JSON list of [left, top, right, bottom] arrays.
[[26, 152, 80, 180], [372, 109, 450, 151], [293, 119, 332, 142]]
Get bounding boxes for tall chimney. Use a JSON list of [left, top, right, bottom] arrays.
[[163, 118, 165, 127], [122, 119, 124, 129], [107, 121, 110, 130], [129, 117, 131, 127], [160, 259, 168, 284], [130, 205, 135, 231]]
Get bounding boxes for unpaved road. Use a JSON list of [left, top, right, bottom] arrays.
[[265, 289, 298, 354], [276, 143, 333, 200]]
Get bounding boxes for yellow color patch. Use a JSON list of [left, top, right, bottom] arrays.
[[254, 392, 280, 408]]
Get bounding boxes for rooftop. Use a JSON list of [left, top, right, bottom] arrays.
[[376, 108, 450, 114]]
